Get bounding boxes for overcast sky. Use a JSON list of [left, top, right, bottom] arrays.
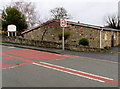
[[0, 0, 119, 26]]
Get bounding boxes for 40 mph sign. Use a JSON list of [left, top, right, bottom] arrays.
[[60, 19, 67, 27]]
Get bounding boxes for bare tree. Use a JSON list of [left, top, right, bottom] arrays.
[[41, 27, 48, 40], [106, 15, 120, 29], [50, 7, 71, 19], [12, 1, 41, 28]]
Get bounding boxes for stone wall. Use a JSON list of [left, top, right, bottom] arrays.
[[23, 20, 120, 48], [23, 21, 101, 48], [23, 22, 61, 41], [101, 31, 120, 48], [2, 36, 105, 52], [66, 24, 100, 48], [2, 36, 61, 48]]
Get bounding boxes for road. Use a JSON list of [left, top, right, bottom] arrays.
[[1, 45, 119, 87]]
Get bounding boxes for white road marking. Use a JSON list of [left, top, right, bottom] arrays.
[[8, 47, 16, 48], [32, 62, 115, 83], [39, 62, 113, 80]]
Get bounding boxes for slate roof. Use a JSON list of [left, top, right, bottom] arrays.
[[22, 19, 120, 35]]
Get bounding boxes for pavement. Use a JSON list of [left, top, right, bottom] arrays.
[[1, 43, 120, 62]]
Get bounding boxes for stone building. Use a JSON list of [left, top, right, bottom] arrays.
[[22, 19, 120, 49]]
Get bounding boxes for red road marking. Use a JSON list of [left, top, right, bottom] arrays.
[[33, 62, 120, 85], [3, 56, 11, 60], [0, 62, 15, 69], [0, 62, 31, 69], [1, 48, 70, 69], [3, 49, 70, 60], [1, 50, 120, 85], [1, 52, 33, 63], [0, 52, 33, 69]]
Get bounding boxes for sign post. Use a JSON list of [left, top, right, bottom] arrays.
[[62, 27, 65, 50], [60, 19, 67, 50]]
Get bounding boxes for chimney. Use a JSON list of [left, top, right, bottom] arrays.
[[78, 21, 80, 23]]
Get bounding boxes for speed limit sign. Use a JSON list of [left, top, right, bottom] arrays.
[[60, 19, 67, 27]]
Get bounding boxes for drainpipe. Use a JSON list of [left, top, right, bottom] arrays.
[[100, 28, 103, 48]]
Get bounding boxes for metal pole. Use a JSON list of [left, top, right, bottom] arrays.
[[100, 28, 103, 48], [62, 27, 65, 50], [100, 31, 102, 48]]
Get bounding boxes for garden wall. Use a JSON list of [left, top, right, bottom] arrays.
[[2, 36, 105, 52]]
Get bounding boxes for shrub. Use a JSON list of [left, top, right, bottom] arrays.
[[58, 31, 71, 41], [79, 38, 89, 46], [0, 32, 8, 36]]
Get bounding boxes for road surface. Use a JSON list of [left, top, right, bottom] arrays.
[[1, 45, 119, 87]]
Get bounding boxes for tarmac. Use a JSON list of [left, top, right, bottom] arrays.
[[0, 43, 120, 62]]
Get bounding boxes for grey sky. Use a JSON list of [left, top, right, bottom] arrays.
[[0, 0, 119, 26]]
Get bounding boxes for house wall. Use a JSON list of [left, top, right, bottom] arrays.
[[101, 31, 120, 48], [23, 21, 101, 48], [23, 22, 61, 41], [23, 21, 120, 48], [65, 24, 100, 48]]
